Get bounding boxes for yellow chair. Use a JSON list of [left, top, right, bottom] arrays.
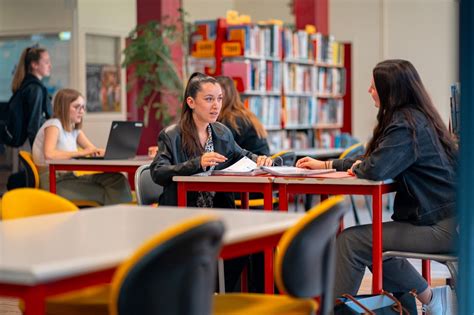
[[18, 150, 100, 208], [214, 196, 348, 315], [1, 188, 78, 220], [234, 150, 295, 208], [45, 215, 225, 315]]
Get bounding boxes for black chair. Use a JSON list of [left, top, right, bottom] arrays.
[[134, 163, 163, 206], [214, 196, 348, 315], [46, 215, 225, 315]]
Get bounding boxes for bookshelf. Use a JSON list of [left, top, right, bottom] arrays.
[[188, 17, 351, 153]]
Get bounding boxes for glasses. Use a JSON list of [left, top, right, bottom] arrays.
[[72, 105, 86, 112]]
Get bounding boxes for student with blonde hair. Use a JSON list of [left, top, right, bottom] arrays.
[[32, 88, 132, 205]]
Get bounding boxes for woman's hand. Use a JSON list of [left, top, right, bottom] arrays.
[[348, 160, 362, 175], [201, 152, 227, 169], [296, 156, 325, 169], [256, 155, 273, 167], [148, 146, 158, 158], [80, 147, 103, 157]]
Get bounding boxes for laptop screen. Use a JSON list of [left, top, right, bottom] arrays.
[[102, 121, 144, 159]]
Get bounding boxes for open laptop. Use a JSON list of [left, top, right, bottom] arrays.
[[76, 121, 144, 160]]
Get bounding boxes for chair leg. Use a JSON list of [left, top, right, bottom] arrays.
[[445, 261, 458, 289], [364, 195, 372, 221], [218, 258, 225, 293], [350, 195, 361, 225]]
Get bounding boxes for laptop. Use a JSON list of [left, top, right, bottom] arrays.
[[76, 121, 144, 160]]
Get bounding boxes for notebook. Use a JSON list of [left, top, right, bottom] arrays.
[[76, 121, 144, 160]]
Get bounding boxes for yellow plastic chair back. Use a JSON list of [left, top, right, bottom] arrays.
[[19, 150, 40, 188], [339, 143, 365, 159], [1, 188, 78, 220]]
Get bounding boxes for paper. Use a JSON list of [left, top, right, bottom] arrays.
[[212, 156, 266, 176], [260, 166, 336, 177]]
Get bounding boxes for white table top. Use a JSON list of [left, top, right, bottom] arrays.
[[0, 205, 303, 285], [46, 156, 152, 166], [173, 174, 274, 183], [274, 176, 393, 186]]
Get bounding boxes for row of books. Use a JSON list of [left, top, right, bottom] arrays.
[[282, 64, 346, 95], [222, 59, 281, 92], [284, 97, 343, 127], [244, 96, 281, 129], [189, 19, 344, 66], [266, 129, 351, 152], [282, 30, 344, 65]]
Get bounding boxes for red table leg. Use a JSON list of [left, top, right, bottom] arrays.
[[264, 248, 274, 294], [49, 165, 57, 193], [177, 182, 187, 207], [241, 192, 249, 209], [23, 286, 46, 315], [263, 182, 273, 211], [278, 184, 288, 211], [422, 260, 432, 285], [372, 186, 383, 293]]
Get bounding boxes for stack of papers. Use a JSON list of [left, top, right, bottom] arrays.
[[211, 157, 337, 177]]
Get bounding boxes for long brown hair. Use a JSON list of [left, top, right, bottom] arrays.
[[365, 59, 457, 162], [216, 76, 267, 138], [53, 88, 83, 132], [179, 72, 220, 157], [11, 46, 48, 93]]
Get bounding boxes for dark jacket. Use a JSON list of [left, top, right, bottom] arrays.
[[332, 108, 457, 226], [225, 117, 270, 156], [151, 122, 258, 207], [21, 74, 52, 146]]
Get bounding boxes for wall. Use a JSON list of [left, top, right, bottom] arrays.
[[77, 0, 136, 147], [330, 0, 458, 142]]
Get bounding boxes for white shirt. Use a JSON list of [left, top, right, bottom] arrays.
[[32, 118, 80, 168]]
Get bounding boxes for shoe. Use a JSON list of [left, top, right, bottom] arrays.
[[422, 285, 455, 315]]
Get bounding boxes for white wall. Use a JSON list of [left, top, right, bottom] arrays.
[[330, 0, 458, 142]]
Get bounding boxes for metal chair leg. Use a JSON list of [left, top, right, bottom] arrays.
[[350, 195, 361, 225], [218, 258, 225, 293]]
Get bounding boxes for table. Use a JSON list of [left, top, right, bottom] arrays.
[[275, 176, 396, 294], [47, 157, 152, 193], [174, 175, 275, 210], [0, 205, 303, 315]]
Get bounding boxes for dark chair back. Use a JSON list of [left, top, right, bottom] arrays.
[[134, 164, 163, 205], [275, 196, 347, 315], [110, 215, 225, 315]]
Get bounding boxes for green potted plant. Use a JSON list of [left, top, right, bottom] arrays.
[[123, 12, 190, 127]]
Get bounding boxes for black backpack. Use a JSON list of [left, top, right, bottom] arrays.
[[0, 82, 39, 147]]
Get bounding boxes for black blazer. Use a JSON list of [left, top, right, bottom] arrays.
[[150, 122, 257, 207]]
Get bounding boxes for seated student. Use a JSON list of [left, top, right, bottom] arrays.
[[150, 72, 272, 292], [296, 59, 457, 314], [150, 72, 272, 207], [32, 88, 133, 206], [216, 76, 270, 156]]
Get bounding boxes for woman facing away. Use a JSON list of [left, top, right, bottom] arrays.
[[11, 46, 53, 147], [216, 75, 270, 156], [296, 59, 457, 315], [32, 88, 132, 206]]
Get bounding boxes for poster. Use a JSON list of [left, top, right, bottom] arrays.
[[86, 63, 121, 112]]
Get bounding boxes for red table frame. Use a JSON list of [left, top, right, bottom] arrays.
[[278, 181, 396, 294], [49, 164, 139, 194], [176, 177, 276, 293], [0, 232, 283, 315]]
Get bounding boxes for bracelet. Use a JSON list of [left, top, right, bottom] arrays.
[[324, 161, 329, 169]]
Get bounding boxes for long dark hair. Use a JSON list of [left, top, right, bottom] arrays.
[[179, 72, 219, 157], [216, 76, 267, 138], [11, 46, 48, 93], [365, 59, 457, 162]]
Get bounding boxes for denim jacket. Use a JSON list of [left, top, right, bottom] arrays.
[[150, 122, 257, 207], [332, 109, 457, 225]]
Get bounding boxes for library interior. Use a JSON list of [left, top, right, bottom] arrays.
[[0, 1, 472, 315]]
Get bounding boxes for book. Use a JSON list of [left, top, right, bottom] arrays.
[[260, 166, 336, 177]]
